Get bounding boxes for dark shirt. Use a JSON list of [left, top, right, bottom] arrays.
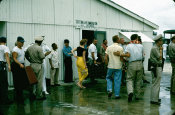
[[77, 47, 85, 57]]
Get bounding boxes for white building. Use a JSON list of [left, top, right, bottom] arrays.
[[0, 0, 158, 83]]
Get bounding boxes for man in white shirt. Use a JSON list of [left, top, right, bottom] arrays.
[[105, 35, 123, 99], [48, 43, 60, 86], [0, 36, 11, 104], [88, 39, 98, 82]]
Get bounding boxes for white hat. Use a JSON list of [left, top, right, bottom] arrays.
[[153, 34, 163, 41], [34, 36, 44, 41]]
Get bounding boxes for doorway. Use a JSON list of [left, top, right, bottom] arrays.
[[82, 30, 106, 53]]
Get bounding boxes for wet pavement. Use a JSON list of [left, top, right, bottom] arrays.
[[0, 61, 175, 115]]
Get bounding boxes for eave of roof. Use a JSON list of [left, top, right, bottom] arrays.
[[164, 30, 175, 34], [100, 0, 159, 30]]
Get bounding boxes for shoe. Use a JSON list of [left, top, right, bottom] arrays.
[[128, 93, 133, 102], [55, 84, 60, 86], [45, 91, 49, 95], [30, 94, 36, 101], [135, 97, 140, 100], [3, 100, 13, 105], [150, 101, 161, 105], [143, 80, 150, 84], [115, 96, 121, 99], [108, 91, 112, 98]]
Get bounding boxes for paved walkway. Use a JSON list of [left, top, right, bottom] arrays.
[[0, 62, 175, 115]]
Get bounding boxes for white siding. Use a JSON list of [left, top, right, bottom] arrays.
[[32, 0, 54, 24], [9, 0, 32, 23], [74, 0, 91, 21], [91, 0, 107, 28], [54, 0, 74, 25], [120, 13, 133, 30], [132, 19, 144, 31], [7, 22, 33, 50], [142, 42, 153, 70], [106, 5, 120, 29], [0, 0, 9, 21]]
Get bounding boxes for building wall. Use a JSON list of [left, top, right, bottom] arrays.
[[0, 0, 157, 82]]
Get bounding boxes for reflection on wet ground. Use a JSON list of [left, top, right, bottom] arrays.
[[0, 62, 175, 115]]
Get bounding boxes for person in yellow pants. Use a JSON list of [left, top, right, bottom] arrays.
[[71, 39, 88, 88]]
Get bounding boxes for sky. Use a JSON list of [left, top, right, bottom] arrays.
[[112, 0, 175, 35]]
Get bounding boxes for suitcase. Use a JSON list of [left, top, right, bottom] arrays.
[[25, 66, 38, 85]]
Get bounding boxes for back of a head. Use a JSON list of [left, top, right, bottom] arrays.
[[131, 34, 138, 41], [138, 36, 142, 43], [52, 43, 56, 48], [112, 35, 119, 43], [0, 36, 7, 43], [64, 39, 69, 43], [80, 39, 86, 45], [171, 36, 175, 42]]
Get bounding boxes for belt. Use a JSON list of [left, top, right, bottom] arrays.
[[131, 60, 142, 62]]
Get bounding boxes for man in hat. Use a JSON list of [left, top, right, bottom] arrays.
[[11, 36, 28, 104], [0, 36, 11, 104], [25, 36, 47, 100], [150, 34, 163, 105], [168, 36, 175, 95], [62, 39, 73, 83]]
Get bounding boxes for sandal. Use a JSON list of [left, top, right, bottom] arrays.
[[76, 83, 83, 88]]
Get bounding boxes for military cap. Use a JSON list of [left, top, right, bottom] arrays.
[[153, 34, 163, 41]]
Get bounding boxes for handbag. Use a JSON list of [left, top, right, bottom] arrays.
[[25, 66, 38, 85]]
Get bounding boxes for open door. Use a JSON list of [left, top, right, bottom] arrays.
[[94, 31, 106, 53], [0, 21, 7, 37]]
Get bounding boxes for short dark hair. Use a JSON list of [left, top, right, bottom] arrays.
[[103, 39, 107, 43], [112, 35, 119, 43], [52, 43, 57, 48], [171, 36, 175, 41], [131, 34, 138, 40], [0, 36, 7, 43], [35, 40, 42, 44], [138, 36, 142, 43], [64, 39, 69, 43], [80, 39, 86, 45]]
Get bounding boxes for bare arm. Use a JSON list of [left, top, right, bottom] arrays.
[[83, 50, 87, 68], [91, 52, 96, 64], [12, 52, 24, 68], [45, 51, 51, 57], [105, 53, 108, 65], [71, 48, 77, 58], [5, 53, 11, 71], [113, 51, 130, 57], [49, 58, 54, 70]]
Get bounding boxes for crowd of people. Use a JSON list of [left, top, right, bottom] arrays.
[[0, 33, 175, 106]]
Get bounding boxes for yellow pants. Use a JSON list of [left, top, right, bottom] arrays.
[[76, 57, 88, 82]]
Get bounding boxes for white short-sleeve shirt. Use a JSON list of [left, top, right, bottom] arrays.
[[0, 45, 10, 62], [88, 43, 98, 60], [48, 50, 59, 68], [12, 46, 25, 63]]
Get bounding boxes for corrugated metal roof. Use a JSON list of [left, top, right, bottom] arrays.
[[100, 0, 159, 29]]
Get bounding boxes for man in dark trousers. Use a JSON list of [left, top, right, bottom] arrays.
[[0, 36, 11, 105], [62, 39, 73, 83]]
